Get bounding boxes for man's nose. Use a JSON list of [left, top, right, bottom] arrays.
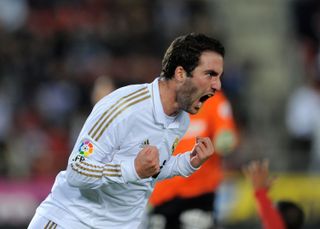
[[211, 78, 221, 91]]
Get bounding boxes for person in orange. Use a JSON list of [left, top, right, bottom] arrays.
[[148, 91, 238, 229]]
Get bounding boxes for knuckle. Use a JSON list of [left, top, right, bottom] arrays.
[[150, 148, 158, 155], [150, 161, 158, 168]]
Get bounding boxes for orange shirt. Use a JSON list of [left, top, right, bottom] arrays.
[[149, 91, 237, 206]]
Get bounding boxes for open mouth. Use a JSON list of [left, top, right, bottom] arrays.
[[199, 93, 214, 103]]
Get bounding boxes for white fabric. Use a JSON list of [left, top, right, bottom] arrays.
[[286, 86, 320, 138], [34, 78, 197, 229], [28, 212, 63, 229]]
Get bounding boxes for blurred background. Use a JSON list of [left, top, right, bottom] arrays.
[[0, 0, 319, 228]]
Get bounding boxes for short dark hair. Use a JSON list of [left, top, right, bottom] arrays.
[[276, 201, 305, 229], [160, 33, 225, 79]]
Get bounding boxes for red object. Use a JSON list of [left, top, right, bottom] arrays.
[[254, 188, 286, 229]]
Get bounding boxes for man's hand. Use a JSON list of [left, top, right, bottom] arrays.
[[134, 146, 160, 179], [190, 137, 214, 168], [243, 160, 274, 190]]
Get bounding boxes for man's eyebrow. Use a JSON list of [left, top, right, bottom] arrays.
[[205, 70, 220, 76]]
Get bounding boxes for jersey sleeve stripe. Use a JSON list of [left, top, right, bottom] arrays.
[[89, 87, 148, 136], [71, 164, 122, 178], [81, 161, 104, 169], [105, 164, 121, 168], [71, 164, 103, 178], [81, 161, 121, 169], [104, 168, 121, 173], [76, 163, 121, 173], [75, 163, 104, 173], [72, 162, 122, 178], [94, 94, 151, 141], [102, 173, 121, 177]]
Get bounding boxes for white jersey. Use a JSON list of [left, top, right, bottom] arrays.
[[35, 78, 197, 229]]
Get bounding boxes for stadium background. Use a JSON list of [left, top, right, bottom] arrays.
[[0, 0, 319, 228]]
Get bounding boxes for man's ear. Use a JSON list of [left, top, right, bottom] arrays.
[[174, 66, 187, 82]]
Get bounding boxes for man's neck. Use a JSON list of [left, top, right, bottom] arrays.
[[158, 78, 179, 116]]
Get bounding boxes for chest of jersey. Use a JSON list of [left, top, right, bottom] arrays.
[[115, 112, 181, 166]]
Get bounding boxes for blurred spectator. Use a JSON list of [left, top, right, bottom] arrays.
[[0, 0, 29, 32], [149, 91, 238, 229], [151, 0, 215, 58], [244, 160, 305, 229], [0, 141, 9, 176], [287, 0, 320, 171], [310, 113, 320, 172], [285, 78, 320, 171], [7, 108, 49, 179], [291, 0, 320, 71], [0, 89, 13, 142], [35, 79, 79, 125]]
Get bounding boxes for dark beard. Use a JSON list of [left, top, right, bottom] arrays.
[[176, 80, 198, 112]]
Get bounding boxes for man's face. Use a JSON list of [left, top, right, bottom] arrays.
[[176, 51, 223, 114]]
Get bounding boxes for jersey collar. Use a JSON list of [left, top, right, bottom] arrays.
[[151, 77, 181, 129]]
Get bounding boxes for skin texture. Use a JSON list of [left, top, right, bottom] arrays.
[[135, 51, 224, 177], [176, 51, 223, 115], [189, 136, 215, 168], [159, 51, 223, 116], [135, 146, 160, 179], [243, 160, 274, 190]]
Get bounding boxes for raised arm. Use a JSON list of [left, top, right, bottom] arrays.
[[243, 160, 285, 229]]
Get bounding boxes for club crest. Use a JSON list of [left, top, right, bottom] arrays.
[[171, 137, 179, 154]]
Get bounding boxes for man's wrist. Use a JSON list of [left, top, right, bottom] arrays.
[[190, 158, 201, 168], [121, 158, 141, 182], [177, 152, 199, 177]]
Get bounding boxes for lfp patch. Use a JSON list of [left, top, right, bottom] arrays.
[[78, 140, 94, 157]]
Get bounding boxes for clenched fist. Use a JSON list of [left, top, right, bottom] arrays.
[[190, 137, 214, 168], [134, 146, 160, 179]]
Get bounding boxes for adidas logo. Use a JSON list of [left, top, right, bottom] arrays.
[[139, 139, 150, 148]]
